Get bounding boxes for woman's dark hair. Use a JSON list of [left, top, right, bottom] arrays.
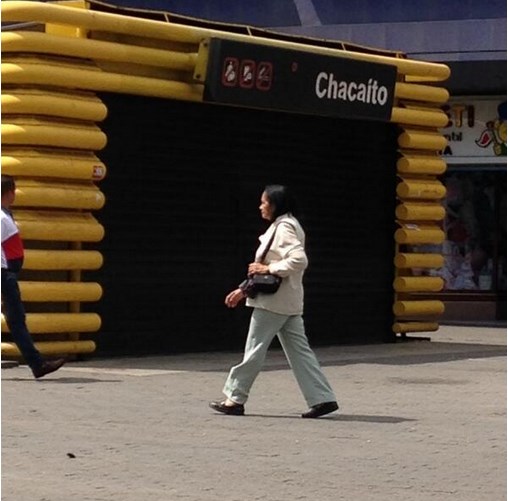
[[264, 184, 300, 221], [1, 175, 15, 196]]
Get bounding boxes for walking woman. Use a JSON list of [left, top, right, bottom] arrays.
[[210, 185, 338, 418]]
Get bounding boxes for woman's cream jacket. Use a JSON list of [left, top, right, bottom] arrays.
[[246, 213, 308, 315]]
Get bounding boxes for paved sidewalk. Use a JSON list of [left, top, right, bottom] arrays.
[[2, 326, 506, 501]]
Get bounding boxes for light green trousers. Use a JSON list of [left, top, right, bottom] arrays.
[[223, 308, 336, 407]]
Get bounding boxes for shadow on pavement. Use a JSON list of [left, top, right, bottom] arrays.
[[318, 346, 507, 368], [242, 413, 416, 423], [15, 341, 503, 374], [3, 376, 122, 384], [333, 414, 417, 423]]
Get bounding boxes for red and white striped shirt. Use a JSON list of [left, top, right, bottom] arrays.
[[1, 208, 24, 270]]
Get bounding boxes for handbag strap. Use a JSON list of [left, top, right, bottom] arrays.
[[257, 224, 278, 264]]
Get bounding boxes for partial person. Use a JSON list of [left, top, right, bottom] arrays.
[[210, 185, 338, 418], [1, 175, 65, 378]]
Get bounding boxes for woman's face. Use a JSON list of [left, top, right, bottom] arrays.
[[259, 192, 274, 221]]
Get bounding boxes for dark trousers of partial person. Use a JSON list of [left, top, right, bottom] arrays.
[[1, 270, 44, 370]]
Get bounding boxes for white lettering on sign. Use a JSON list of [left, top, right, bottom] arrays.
[[315, 72, 388, 106]]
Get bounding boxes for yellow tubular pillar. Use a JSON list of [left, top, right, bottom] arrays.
[[390, 107, 449, 128], [396, 179, 446, 200], [23, 249, 103, 270], [393, 276, 444, 292], [1, 1, 450, 80], [19, 282, 103, 302], [2, 149, 107, 181], [395, 225, 445, 245], [2, 58, 204, 101], [398, 129, 448, 151], [393, 300, 445, 317], [2, 88, 108, 122], [1, 341, 96, 357], [393, 322, 439, 333], [394, 253, 444, 269], [14, 180, 106, 211], [390, 66, 449, 335], [1, 17, 110, 357], [397, 154, 446, 175], [2, 31, 198, 71], [2, 118, 107, 150], [395, 202, 446, 221], [16, 210, 105, 242], [394, 82, 449, 104], [1, 313, 102, 333]]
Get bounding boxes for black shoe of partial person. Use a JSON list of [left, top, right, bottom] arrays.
[[301, 401, 339, 419], [209, 400, 245, 416], [32, 358, 65, 379]]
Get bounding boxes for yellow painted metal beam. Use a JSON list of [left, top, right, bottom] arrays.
[[23, 249, 103, 270], [2, 58, 204, 101], [1, 312, 101, 333], [394, 82, 449, 104], [392, 322, 439, 333], [390, 107, 448, 128], [2, 31, 198, 71], [1, 340, 96, 357], [19, 281, 103, 302], [396, 179, 446, 200], [393, 300, 445, 316], [2, 88, 108, 122], [395, 225, 445, 245], [394, 253, 444, 269], [15, 179, 105, 210], [397, 154, 446, 175], [15, 210, 105, 242], [1, 1, 450, 80], [398, 129, 448, 151], [2, 148, 107, 181], [395, 202, 445, 221], [2, 118, 107, 151], [393, 276, 444, 292]]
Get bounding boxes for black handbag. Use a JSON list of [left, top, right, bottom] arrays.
[[240, 226, 282, 299]]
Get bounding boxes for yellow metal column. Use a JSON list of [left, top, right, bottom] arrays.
[[390, 72, 450, 335], [1, 11, 106, 357]]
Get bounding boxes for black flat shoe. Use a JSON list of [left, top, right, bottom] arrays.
[[209, 400, 245, 416], [301, 401, 339, 419], [32, 358, 66, 379]]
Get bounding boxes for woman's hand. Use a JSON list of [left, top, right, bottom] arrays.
[[248, 262, 270, 275], [225, 288, 246, 308]]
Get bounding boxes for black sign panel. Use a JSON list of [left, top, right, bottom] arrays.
[[204, 38, 397, 122]]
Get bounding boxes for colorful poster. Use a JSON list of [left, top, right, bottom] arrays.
[[441, 98, 507, 163]]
